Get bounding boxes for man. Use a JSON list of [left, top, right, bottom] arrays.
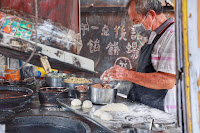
[[100, 0, 176, 115]]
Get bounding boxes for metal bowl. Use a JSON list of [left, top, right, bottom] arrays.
[[87, 84, 117, 104], [74, 85, 88, 99], [38, 87, 69, 106], [45, 73, 69, 87]]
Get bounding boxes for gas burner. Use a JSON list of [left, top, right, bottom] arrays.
[[0, 110, 15, 123]]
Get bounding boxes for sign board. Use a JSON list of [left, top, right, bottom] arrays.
[[80, 11, 145, 77]]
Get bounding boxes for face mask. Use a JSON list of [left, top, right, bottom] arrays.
[[133, 13, 155, 37]]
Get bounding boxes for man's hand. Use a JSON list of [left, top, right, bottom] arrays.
[[100, 65, 176, 90], [100, 65, 129, 82]]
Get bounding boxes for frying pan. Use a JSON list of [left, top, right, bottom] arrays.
[[0, 80, 36, 92], [0, 86, 33, 107]]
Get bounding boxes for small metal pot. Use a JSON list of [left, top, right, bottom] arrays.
[[38, 87, 69, 106], [63, 83, 89, 98], [45, 73, 69, 87], [87, 84, 117, 104], [75, 88, 87, 99]]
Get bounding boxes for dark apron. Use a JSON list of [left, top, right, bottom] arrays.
[[127, 22, 174, 111]]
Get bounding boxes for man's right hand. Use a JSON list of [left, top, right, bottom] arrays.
[[100, 65, 129, 82]]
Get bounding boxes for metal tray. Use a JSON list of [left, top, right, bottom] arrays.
[[57, 96, 177, 133]]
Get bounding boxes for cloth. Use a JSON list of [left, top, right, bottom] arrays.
[[149, 18, 176, 115], [128, 21, 174, 111]]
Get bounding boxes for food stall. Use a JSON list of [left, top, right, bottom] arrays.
[[0, 0, 199, 133]]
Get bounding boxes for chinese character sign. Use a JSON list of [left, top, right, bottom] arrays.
[[114, 57, 133, 69], [119, 25, 127, 41], [119, 60, 128, 68], [87, 39, 100, 53], [106, 42, 120, 55], [126, 42, 139, 59], [101, 24, 110, 36], [131, 50, 139, 60], [114, 25, 120, 39], [81, 22, 89, 36], [131, 26, 137, 40]]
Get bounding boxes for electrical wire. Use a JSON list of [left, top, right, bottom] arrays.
[[4, 0, 38, 75]]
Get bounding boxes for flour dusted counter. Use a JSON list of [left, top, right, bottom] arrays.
[[57, 96, 180, 133]]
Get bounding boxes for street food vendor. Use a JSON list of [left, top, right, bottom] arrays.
[[100, 0, 176, 115]]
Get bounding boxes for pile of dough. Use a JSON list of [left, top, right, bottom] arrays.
[[82, 100, 93, 108], [100, 112, 113, 121], [94, 109, 104, 117], [93, 109, 113, 121], [100, 103, 129, 112], [71, 99, 82, 107]]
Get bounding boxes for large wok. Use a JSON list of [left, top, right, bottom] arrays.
[[0, 86, 33, 108], [6, 116, 91, 133]]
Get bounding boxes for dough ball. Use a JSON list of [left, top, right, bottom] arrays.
[[94, 109, 104, 117], [71, 99, 82, 107], [100, 112, 113, 121], [82, 100, 93, 108], [101, 103, 129, 112]]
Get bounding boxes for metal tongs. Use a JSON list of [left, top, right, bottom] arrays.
[[149, 119, 154, 132]]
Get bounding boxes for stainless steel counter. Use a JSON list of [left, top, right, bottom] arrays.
[[57, 96, 179, 133]]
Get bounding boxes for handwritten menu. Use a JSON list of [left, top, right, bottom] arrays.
[[80, 12, 146, 77]]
